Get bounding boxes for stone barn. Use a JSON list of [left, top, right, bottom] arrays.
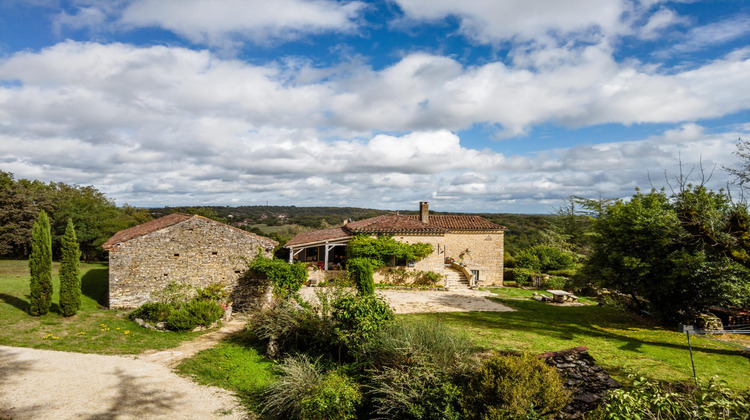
[[102, 213, 277, 309]]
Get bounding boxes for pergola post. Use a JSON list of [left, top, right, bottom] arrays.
[[324, 241, 329, 270]]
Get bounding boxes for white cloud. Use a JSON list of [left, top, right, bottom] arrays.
[[118, 0, 366, 47], [392, 0, 627, 44], [638, 7, 687, 40], [1, 41, 749, 211], [673, 14, 750, 52]]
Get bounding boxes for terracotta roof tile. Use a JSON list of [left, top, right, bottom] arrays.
[[102, 213, 278, 250], [102, 213, 192, 250], [347, 214, 446, 233], [285, 227, 350, 247], [404, 215, 504, 230]]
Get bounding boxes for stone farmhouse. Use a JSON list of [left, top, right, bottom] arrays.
[[102, 213, 277, 308], [285, 202, 505, 288]]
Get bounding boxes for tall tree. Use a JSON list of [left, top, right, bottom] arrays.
[[584, 188, 750, 324], [59, 219, 81, 317], [29, 210, 53, 316]]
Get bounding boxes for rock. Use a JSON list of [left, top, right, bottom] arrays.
[[539, 347, 620, 418]]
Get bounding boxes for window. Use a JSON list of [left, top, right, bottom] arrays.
[[173, 253, 179, 258]]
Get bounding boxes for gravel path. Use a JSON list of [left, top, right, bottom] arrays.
[[0, 345, 247, 420], [0, 289, 511, 419], [299, 287, 514, 314]]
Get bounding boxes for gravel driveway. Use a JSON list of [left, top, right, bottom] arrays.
[[0, 345, 246, 420], [0, 289, 512, 419]]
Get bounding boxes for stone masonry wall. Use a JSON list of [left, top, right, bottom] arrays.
[[371, 231, 504, 286], [108, 217, 275, 309]]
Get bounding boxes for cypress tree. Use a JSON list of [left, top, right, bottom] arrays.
[[29, 210, 53, 315], [59, 219, 81, 317]]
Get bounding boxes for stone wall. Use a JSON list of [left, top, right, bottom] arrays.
[[539, 346, 620, 418], [108, 217, 276, 309]]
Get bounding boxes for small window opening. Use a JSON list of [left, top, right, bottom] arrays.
[[212, 251, 218, 255], [234, 270, 241, 274], [174, 253, 179, 258]]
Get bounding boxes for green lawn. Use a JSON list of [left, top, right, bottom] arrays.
[[0, 259, 202, 354], [177, 330, 277, 411], [408, 287, 750, 390]]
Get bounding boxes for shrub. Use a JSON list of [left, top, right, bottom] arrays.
[[166, 299, 224, 331], [547, 268, 577, 277], [129, 302, 174, 323], [261, 354, 323, 419], [601, 375, 750, 420], [368, 364, 464, 420], [542, 276, 570, 290], [462, 353, 571, 419], [364, 319, 473, 419], [151, 281, 192, 307], [504, 267, 539, 287], [347, 257, 376, 295], [300, 371, 362, 420], [361, 318, 473, 373], [195, 282, 227, 303], [332, 294, 394, 352], [59, 219, 81, 317], [29, 210, 53, 316], [415, 270, 443, 285], [515, 246, 575, 272], [249, 301, 333, 358], [248, 256, 307, 299]]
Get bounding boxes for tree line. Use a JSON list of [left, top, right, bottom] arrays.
[[0, 171, 151, 261]]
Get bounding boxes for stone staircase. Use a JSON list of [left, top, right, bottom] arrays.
[[444, 265, 471, 288]]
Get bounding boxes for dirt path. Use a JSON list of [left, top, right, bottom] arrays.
[[137, 318, 247, 368], [0, 289, 511, 419], [0, 345, 247, 420]]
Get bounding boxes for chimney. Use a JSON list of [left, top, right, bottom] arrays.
[[419, 201, 429, 223]]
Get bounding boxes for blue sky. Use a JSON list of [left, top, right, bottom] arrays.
[[0, 0, 749, 213]]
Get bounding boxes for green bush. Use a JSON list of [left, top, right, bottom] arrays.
[[547, 268, 577, 277], [515, 245, 575, 272], [248, 301, 333, 358], [332, 294, 394, 352], [261, 354, 323, 419], [248, 256, 307, 299], [166, 299, 224, 331], [151, 281, 192, 307], [462, 353, 571, 419], [195, 282, 227, 303], [504, 267, 539, 287], [347, 257, 376, 295], [363, 319, 473, 419], [416, 270, 443, 285], [59, 219, 81, 317], [29, 210, 53, 316], [542, 276, 570, 290], [601, 375, 750, 420], [361, 318, 473, 372], [300, 371, 361, 420], [368, 364, 464, 420], [129, 302, 174, 323]]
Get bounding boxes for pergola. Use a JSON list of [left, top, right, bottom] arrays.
[[285, 227, 352, 270]]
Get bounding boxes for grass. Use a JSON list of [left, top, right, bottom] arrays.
[[177, 331, 277, 411], [406, 287, 750, 390], [0, 259, 203, 354]]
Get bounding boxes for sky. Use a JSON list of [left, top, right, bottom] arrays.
[[0, 0, 749, 214]]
